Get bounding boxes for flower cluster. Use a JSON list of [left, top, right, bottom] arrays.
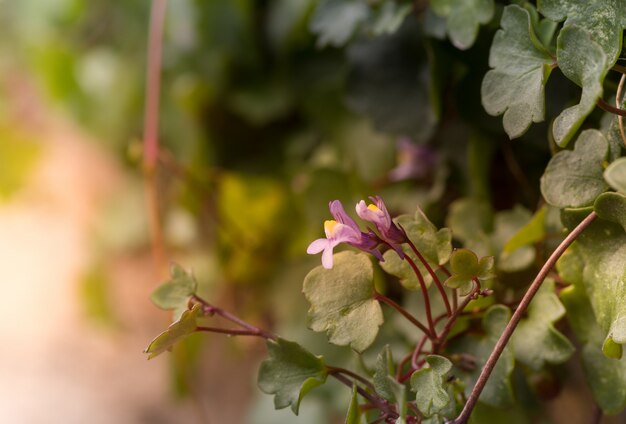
[[307, 196, 407, 268]]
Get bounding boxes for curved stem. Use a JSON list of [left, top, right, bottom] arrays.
[[331, 373, 398, 420], [434, 280, 480, 351], [196, 326, 268, 338], [327, 366, 376, 392], [597, 98, 626, 117], [375, 291, 435, 339], [617, 73, 626, 147], [406, 239, 452, 316], [402, 255, 437, 333], [450, 212, 597, 424]]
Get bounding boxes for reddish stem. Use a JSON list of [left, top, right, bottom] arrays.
[[450, 212, 597, 424], [375, 291, 435, 339], [402, 255, 437, 334], [407, 239, 452, 316]]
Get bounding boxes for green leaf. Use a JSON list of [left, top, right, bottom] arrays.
[[380, 248, 425, 291], [303, 251, 383, 352], [450, 305, 514, 408], [538, 0, 626, 67], [389, 376, 408, 423], [444, 249, 495, 295], [510, 279, 575, 370], [481, 5, 555, 139], [559, 250, 626, 414], [309, 0, 369, 48], [430, 0, 495, 50], [503, 206, 546, 253], [150, 263, 198, 319], [551, 26, 608, 147], [399, 208, 453, 266], [604, 157, 626, 194], [345, 384, 360, 424], [410, 355, 453, 417], [540, 129, 609, 208], [594, 192, 626, 232], [144, 304, 202, 359], [492, 207, 536, 272], [369, 2, 412, 36], [561, 210, 626, 360], [258, 338, 328, 415], [373, 345, 396, 401]]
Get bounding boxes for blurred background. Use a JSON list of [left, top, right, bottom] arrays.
[[0, 1, 610, 423]]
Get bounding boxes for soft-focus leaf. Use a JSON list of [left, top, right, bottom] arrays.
[[370, 2, 412, 36], [594, 192, 626, 232], [511, 280, 574, 370], [399, 208, 453, 266], [258, 338, 328, 415], [482, 5, 555, 139], [504, 206, 546, 253], [151, 264, 198, 319], [410, 355, 453, 417], [561, 210, 626, 359], [450, 305, 514, 407], [492, 207, 536, 272], [144, 304, 202, 359], [310, 0, 369, 48], [551, 26, 608, 146], [444, 248, 494, 295], [540, 129, 609, 208], [373, 345, 396, 401], [430, 0, 495, 50], [303, 251, 383, 352], [604, 157, 626, 194]]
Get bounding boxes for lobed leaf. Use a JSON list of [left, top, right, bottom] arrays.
[[410, 355, 453, 417], [540, 129, 609, 208], [482, 5, 555, 139], [150, 263, 198, 319], [309, 0, 369, 48], [258, 338, 328, 415], [430, 0, 494, 50], [303, 251, 383, 352], [373, 345, 396, 401]]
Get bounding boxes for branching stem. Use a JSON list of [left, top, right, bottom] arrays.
[[449, 212, 597, 424], [375, 291, 435, 339], [406, 239, 452, 316]]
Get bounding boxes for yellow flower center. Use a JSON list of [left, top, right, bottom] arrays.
[[367, 204, 381, 213], [324, 220, 338, 235]]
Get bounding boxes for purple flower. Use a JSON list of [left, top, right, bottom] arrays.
[[307, 200, 384, 269], [356, 196, 407, 247], [388, 138, 437, 182]]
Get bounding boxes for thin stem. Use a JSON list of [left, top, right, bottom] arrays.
[[411, 335, 429, 369], [196, 326, 270, 338], [612, 64, 626, 75], [597, 98, 626, 117], [401, 255, 437, 333], [434, 281, 480, 351], [327, 366, 376, 392], [406, 239, 452, 316], [617, 73, 626, 147], [143, 0, 168, 274], [375, 291, 435, 339], [450, 212, 597, 424], [191, 295, 277, 341]]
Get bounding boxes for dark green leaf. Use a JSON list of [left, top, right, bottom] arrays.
[[551, 26, 608, 146], [540, 129, 609, 207], [482, 5, 555, 139], [510, 279, 575, 370], [430, 0, 495, 49], [303, 251, 383, 352], [445, 248, 494, 295], [594, 192, 626, 232], [410, 355, 453, 417], [144, 304, 202, 359], [258, 338, 328, 415]]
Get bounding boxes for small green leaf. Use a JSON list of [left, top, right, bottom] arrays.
[[504, 206, 546, 253], [144, 304, 202, 359], [258, 338, 328, 415], [399, 208, 453, 266], [369, 2, 412, 36], [594, 192, 626, 232], [445, 249, 494, 295], [449, 305, 514, 407], [540, 129, 609, 208], [430, 0, 495, 50], [481, 5, 555, 139], [303, 251, 383, 352], [310, 0, 369, 48], [345, 384, 360, 424], [604, 157, 626, 194], [150, 264, 198, 318], [373, 345, 396, 401], [551, 26, 608, 146], [410, 355, 453, 417], [510, 280, 575, 370]]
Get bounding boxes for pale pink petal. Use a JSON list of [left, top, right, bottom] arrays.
[[321, 246, 334, 269], [307, 238, 328, 254], [332, 223, 361, 243]]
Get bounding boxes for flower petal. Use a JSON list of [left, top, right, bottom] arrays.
[[321, 245, 334, 269], [307, 238, 329, 254]]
